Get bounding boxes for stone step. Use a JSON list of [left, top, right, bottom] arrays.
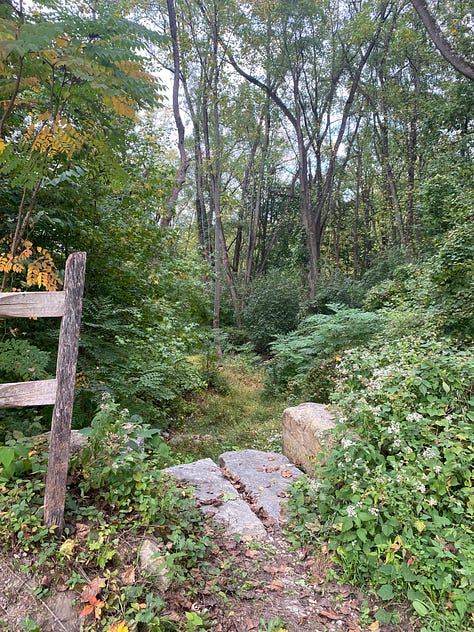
[[165, 458, 267, 541], [218, 450, 303, 526]]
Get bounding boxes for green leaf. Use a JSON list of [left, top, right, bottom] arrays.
[[0, 447, 15, 469], [411, 600, 429, 616], [377, 584, 394, 601], [375, 608, 393, 624]]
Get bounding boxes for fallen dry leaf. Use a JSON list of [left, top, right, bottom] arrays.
[[262, 564, 288, 575], [281, 469, 294, 478], [59, 539, 75, 557], [245, 618, 259, 630], [319, 609, 339, 620], [245, 549, 260, 559], [80, 597, 104, 620], [368, 622, 380, 630], [75, 523, 90, 539], [268, 578, 284, 591], [106, 621, 129, 632], [121, 566, 136, 585], [81, 576, 106, 602]]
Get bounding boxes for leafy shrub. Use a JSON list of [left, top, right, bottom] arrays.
[[242, 269, 301, 352], [431, 218, 474, 339], [267, 305, 381, 397], [418, 174, 472, 238], [75, 395, 176, 514], [287, 337, 474, 630], [77, 297, 208, 427], [311, 273, 365, 313], [360, 247, 406, 289], [0, 339, 51, 382]]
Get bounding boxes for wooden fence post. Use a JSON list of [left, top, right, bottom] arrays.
[[44, 252, 86, 532]]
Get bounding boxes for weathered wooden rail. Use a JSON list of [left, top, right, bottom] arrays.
[[0, 252, 86, 532]]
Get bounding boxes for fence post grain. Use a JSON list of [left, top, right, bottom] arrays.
[[44, 252, 86, 532]]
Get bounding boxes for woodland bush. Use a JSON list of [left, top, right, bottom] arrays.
[[242, 269, 301, 352], [266, 305, 381, 399], [288, 336, 474, 631], [431, 218, 474, 339], [311, 272, 365, 312]]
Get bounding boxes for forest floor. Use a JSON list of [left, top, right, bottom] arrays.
[[165, 356, 285, 462], [0, 358, 419, 631]]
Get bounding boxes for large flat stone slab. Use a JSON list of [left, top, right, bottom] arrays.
[[282, 403, 335, 473], [218, 450, 303, 525], [165, 458, 267, 541]]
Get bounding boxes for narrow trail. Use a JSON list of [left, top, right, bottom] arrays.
[[0, 362, 416, 631], [165, 449, 415, 632]]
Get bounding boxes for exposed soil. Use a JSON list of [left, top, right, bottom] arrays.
[[0, 520, 418, 632]]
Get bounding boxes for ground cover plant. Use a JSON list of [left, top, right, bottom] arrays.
[[287, 336, 474, 631], [0, 397, 224, 631]]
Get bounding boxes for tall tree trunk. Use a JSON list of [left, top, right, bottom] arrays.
[[160, 0, 190, 228], [181, 75, 211, 258], [374, 110, 407, 249], [353, 151, 361, 278], [245, 105, 270, 285], [407, 44, 422, 250]]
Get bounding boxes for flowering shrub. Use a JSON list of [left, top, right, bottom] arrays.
[[287, 337, 474, 630]]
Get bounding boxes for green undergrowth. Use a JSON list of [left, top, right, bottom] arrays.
[[0, 397, 225, 631], [286, 336, 474, 631], [168, 355, 286, 463]]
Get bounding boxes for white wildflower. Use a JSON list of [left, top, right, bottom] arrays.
[[423, 447, 436, 459], [406, 412, 423, 423]]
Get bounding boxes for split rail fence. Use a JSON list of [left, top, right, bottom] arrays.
[[0, 252, 86, 532]]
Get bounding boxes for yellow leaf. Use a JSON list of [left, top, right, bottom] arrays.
[[0, 138, 7, 154], [59, 539, 75, 557], [106, 621, 129, 632], [369, 622, 380, 630]]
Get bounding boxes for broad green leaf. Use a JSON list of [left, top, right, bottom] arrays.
[[377, 584, 394, 601]]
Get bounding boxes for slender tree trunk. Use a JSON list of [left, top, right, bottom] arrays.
[[160, 0, 190, 228], [375, 111, 407, 249], [353, 151, 361, 278], [245, 106, 270, 285], [407, 44, 421, 250]]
